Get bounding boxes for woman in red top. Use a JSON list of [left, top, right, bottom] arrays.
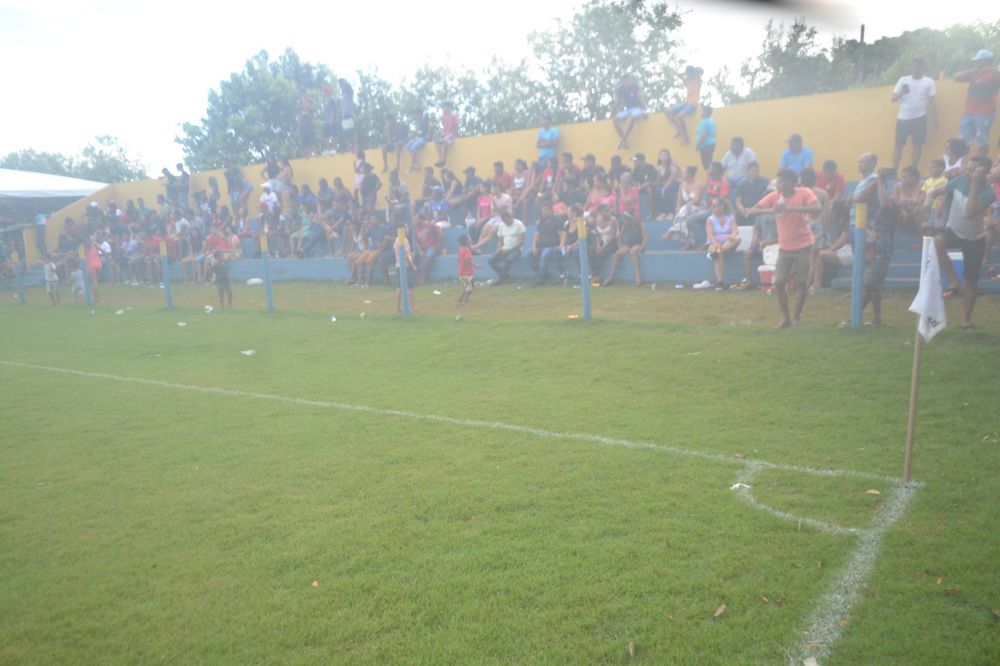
[[84, 238, 102, 301], [616, 172, 640, 220]]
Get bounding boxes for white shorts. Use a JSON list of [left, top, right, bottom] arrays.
[[835, 244, 853, 266], [615, 107, 645, 120]]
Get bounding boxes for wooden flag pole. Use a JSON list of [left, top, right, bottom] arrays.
[[903, 328, 924, 483]]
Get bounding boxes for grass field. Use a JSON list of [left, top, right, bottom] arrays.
[[1, 281, 998, 665]]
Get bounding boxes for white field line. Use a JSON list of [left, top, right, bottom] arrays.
[[1, 360, 898, 483], [785, 482, 918, 666], [732, 463, 863, 536], [2, 359, 922, 665]]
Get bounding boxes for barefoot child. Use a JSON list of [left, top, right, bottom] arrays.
[[393, 222, 417, 312], [208, 250, 232, 308], [457, 234, 478, 305], [44, 254, 60, 305]]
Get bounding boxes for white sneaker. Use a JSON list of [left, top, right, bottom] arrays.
[[693, 279, 713, 290]]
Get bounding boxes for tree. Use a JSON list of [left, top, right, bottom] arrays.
[[76, 136, 148, 183], [730, 19, 1000, 103], [0, 150, 73, 177], [529, 0, 684, 121], [0, 136, 146, 183], [605, 0, 682, 32], [737, 19, 848, 102], [177, 49, 331, 170]]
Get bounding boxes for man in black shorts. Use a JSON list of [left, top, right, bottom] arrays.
[[891, 58, 937, 171], [933, 155, 996, 329]]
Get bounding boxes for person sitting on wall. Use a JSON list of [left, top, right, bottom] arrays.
[[612, 73, 647, 150], [666, 65, 703, 145]]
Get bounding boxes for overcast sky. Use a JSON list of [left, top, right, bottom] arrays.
[[0, 0, 989, 175]]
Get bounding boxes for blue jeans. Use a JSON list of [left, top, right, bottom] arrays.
[[489, 249, 521, 281], [681, 209, 710, 247], [528, 246, 565, 282], [420, 247, 441, 279]]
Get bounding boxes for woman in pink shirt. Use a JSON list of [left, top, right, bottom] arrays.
[[84, 238, 102, 301]]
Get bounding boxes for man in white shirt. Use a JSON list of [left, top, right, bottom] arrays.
[[891, 58, 938, 171], [259, 183, 279, 214], [721, 136, 757, 189], [487, 211, 525, 285]]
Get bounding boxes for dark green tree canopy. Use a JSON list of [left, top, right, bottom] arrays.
[[1, 135, 147, 183]]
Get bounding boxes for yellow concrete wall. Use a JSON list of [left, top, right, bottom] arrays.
[[26, 79, 992, 264]]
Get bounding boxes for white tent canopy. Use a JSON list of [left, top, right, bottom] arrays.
[[0, 168, 106, 199]]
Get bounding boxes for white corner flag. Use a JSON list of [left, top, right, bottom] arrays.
[[908, 236, 946, 342]]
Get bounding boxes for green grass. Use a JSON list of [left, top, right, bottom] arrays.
[[1, 283, 998, 664]]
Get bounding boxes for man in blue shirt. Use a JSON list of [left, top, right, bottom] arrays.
[[780, 134, 814, 174], [695, 105, 717, 170], [537, 115, 559, 162]]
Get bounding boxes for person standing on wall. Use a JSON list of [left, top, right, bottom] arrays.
[[891, 57, 938, 171]]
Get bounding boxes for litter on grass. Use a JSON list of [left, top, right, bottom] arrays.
[[116, 310, 125, 315], [432, 290, 442, 296], [177, 322, 187, 327], [329, 315, 337, 323], [240, 350, 256, 356], [204, 305, 214, 314], [246, 278, 264, 286], [730, 483, 751, 490]]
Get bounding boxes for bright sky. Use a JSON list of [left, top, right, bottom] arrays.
[[0, 0, 989, 175]]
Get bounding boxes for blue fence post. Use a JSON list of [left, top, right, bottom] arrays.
[[261, 233, 274, 312], [14, 259, 26, 304], [577, 218, 591, 321], [397, 227, 411, 317], [851, 203, 867, 329], [159, 240, 174, 310]]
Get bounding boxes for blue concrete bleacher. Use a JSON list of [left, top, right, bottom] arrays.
[[6, 191, 1000, 292]]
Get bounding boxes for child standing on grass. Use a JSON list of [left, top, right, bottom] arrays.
[[393, 222, 417, 313], [44, 254, 60, 305], [70, 266, 84, 304], [208, 251, 232, 308], [457, 234, 478, 305]]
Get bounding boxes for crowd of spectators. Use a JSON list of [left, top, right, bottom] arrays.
[[21, 51, 1000, 327]]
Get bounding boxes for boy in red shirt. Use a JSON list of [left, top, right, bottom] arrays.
[[748, 169, 821, 328]]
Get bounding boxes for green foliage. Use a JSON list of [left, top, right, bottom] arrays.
[[0, 136, 147, 183], [735, 19, 1000, 102], [75, 135, 148, 183], [0, 149, 73, 177], [606, 0, 682, 32], [178, 2, 685, 169], [528, 0, 682, 120], [176, 49, 331, 171], [739, 19, 849, 102]]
